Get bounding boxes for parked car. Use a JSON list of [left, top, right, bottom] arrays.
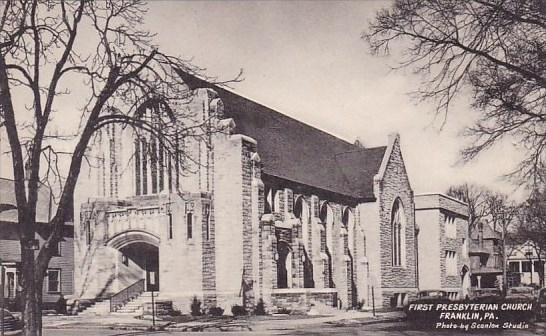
[[0, 308, 20, 332], [413, 290, 451, 303], [505, 286, 537, 301], [504, 286, 538, 322], [538, 288, 546, 320], [404, 290, 451, 324], [468, 288, 503, 303]]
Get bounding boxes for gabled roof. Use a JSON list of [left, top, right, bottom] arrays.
[[0, 178, 53, 223], [178, 71, 387, 200]]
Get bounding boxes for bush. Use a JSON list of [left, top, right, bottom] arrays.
[[356, 300, 365, 310], [190, 296, 202, 316], [254, 299, 266, 315], [208, 306, 224, 316], [170, 309, 182, 316], [231, 304, 247, 316]]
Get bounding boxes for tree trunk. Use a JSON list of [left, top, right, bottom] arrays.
[[20, 248, 42, 336]]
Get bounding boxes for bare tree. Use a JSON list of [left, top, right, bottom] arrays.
[[446, 183, 492, 232], [365, 0, 546, 185], [514, 189, 546, 286], [0, 1, 235, 335]]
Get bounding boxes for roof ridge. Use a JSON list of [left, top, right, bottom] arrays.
[[178, 70, 360, 149], [334, 146, 388, 156]]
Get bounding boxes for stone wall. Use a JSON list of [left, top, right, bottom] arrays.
[[376, 134, 418, 307], [270, 288, 337, 312]]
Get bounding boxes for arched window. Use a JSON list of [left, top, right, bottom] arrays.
[[294, 196, 310, 247], [319, 202, 334, 250], [391, 198, 406, 266], [342, 207, 355, 254], [273, 190, 281, 213], [294, 196, 314, 288]]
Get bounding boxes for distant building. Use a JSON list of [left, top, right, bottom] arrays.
[[0, 178, 74, 310], [468, 222, 503, 289], [415, 193, 470, 300], [507, 241, 545, 288]]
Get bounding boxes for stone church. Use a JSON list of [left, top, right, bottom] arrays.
[[73, 72, 418, 314]]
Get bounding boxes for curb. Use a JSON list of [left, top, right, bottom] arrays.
[[326, 315, 405, 327]]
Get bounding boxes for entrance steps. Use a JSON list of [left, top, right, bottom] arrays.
[[78, 299, 111, 316], [77, 292, 168, 316], [114, 292, 156, 315]]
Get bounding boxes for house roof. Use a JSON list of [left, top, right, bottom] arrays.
[[0, 178, 53, 223], [470, 221, 502, 240], [178, 71, 387, 200]]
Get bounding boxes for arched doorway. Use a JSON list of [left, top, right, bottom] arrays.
[[120, 242, 159, 292], [106, 230, 160, 292]]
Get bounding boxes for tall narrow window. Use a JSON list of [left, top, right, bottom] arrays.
[[168, 156, 173, 192], [187, 212, 193, 239], [159, 143, 164, 192], [175, 134, 180, 190], [141, 138, 148, 195], [204, 204, 211, 241], [342, 207, 354, 255], [151, 139, 158, 194], [135, 139, 141, 195], [391, 198, 405, 266]]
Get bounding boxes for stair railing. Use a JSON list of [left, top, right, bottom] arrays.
[[110, 279, 145, 312]]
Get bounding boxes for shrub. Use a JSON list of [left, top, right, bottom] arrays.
[[208, 306, 224, 316], [170, 309, 182, 316], [190, 296, 202, 316], [231, 304, 247, 316], [356, 300, 365, 310], [254, 299, 266, 315]]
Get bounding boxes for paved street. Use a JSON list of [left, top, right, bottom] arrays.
[[41, 320, 546, 336]]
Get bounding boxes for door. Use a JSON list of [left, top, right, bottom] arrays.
[[145, 252, 159, 292]]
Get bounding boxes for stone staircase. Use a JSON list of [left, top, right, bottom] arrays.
[[78, 298, 111, 316], [78, 292, 163, 316], [113, 291, 154, 315]]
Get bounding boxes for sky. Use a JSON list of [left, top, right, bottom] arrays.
[[141, 0, 523, 198], [0, 0, 525, 199]]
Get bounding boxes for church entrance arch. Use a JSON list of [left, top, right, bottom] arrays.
[[106, 230, 160, 292]]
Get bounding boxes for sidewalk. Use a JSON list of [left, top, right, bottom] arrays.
[[42, 310, 405, 332], [248, 310, 404, 332]]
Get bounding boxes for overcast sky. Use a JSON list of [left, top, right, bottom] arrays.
[[0, 1, 523, 200], [140, 1, 524, 198]]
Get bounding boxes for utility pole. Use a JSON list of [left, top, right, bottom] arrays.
[[1, 261, 5, 336]]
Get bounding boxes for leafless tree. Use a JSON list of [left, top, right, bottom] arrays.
[[446, 183, 494, 233], [513, 189, 546, 286], [365, 0, 546, 186], [0, 1, 237, 335]]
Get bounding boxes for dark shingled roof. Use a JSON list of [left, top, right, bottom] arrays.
[[178, 71, 387, 200], [0, 178, 53, 223]]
